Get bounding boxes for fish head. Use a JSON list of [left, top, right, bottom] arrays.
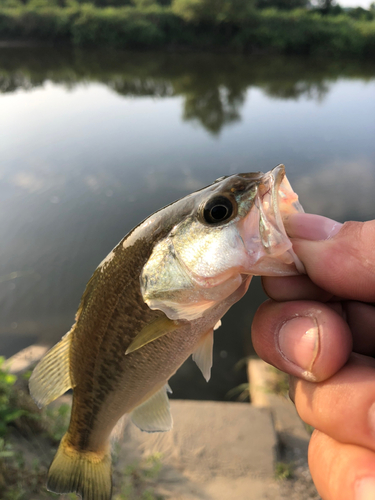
[[141, 165, 304, 321]]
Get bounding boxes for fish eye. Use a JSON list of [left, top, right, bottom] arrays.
[[203, 196, 234, 224]]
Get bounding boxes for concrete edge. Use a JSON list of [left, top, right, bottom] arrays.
[[3, 344, 49, 374], [247, 358, 311, 459]]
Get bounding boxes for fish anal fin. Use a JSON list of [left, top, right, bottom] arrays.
[[126, 316, 182, 355], [131, 384, 172, 433], [29, 329, 73, 408], [110, 414, 127, 445], [192, 330, 214, 382], [47, 433, 112, 500]]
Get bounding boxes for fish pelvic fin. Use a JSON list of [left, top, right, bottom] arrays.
[[29, 328, 73, 408], [192, 330, 214, 382], [47, 433, 112, 500]]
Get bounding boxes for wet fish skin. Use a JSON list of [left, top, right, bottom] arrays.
[[29, 165, 303, 500]]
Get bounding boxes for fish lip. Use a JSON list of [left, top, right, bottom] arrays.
[[237, 164, 285, 185], [257, 164, 285, 197], [271, 164, 286, 185], [238, 164, 305, 276]]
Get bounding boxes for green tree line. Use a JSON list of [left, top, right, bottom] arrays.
[[0, 0, 374, 57], [1, 0, 375, 16]]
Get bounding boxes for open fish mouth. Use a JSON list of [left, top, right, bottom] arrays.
[[239, 164, 305, 276]]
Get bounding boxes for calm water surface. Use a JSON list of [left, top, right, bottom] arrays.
[[0, 48, 374, 399]]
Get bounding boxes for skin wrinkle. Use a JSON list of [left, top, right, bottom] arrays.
[[358, 221, 375, 273], [309, 430, 375, 500], [294, 234, 375, 302], [262, 274, 334, 303], [368, 403, 375, 441], [333, 222, 375, 293], [293, 358, 375, 452], [344, 302, 375, 356], [325, 435, 341, 499]]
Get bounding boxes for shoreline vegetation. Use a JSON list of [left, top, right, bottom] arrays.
[[0, 1, 374, 58]]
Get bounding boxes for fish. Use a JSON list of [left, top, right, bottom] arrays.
[[29, 164, 304, 500]]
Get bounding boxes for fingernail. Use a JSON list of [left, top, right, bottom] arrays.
[[284, 213, 343, 241], [278, 316, 319, 375], [355, 477, 375, 500]]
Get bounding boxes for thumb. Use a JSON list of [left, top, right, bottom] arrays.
[[284, 214, 375, 302]]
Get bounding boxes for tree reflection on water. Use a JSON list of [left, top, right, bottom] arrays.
[[1, 47, 374, 134]]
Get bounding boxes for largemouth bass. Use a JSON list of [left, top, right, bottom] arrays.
[[29, 164, 304, 500]]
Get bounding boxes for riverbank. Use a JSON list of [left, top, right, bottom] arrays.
[[0, 5, 374, 58]]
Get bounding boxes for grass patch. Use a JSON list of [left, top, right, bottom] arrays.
[[226, 382, 250, 402], [0, 358, 28, 437], [0, 358, 53, 499], [266, 366, 290, 397], [43, 403, 71, 443], [114, 453, 164, 500], [275, 460, 294, 480]]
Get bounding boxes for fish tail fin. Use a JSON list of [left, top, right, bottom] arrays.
[[47, 434, 112, 500]]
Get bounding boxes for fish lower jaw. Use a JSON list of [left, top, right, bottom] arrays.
[[239, 240, 303, 276]]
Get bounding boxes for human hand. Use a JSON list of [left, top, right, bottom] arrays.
[[251, 214, 375, 500]]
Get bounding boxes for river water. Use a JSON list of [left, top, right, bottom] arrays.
[[0, 47, 374, 400]]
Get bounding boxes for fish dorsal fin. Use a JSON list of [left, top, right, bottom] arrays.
[[131, 384, 173, 432], [192, 330, 214, 382], [29, 329, 73, 408], [126, 316, 182, 355]]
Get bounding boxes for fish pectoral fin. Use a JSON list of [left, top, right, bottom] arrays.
[[29, 328, 73, 408], [131, 384, 173, 433], [125, 316, 182, 355], [192, 330, 214, 382]]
